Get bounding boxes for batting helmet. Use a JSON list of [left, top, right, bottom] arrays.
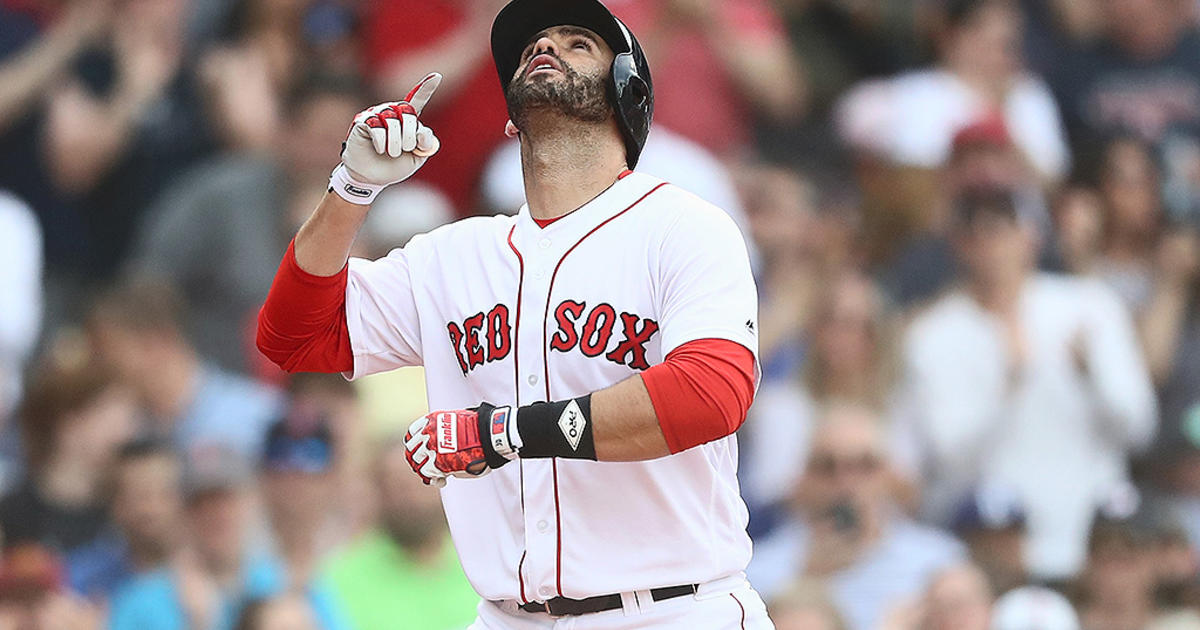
[[491, 0, 653, 168]]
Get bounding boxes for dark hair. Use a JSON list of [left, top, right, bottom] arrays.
[[86, 277, 186, 336], [284, 72, 368, 114], [116, 437, 176, 464], [944, 0, 1006, 29], [233, 598, 270, 630], [19, 345, 118, 472], [954, 187, 1020, 227]]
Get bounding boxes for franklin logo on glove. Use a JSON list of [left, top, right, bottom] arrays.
[[437, 413, 458, 453]]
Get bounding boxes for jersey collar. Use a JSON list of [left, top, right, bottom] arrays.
[[514, 171, 664, 240]]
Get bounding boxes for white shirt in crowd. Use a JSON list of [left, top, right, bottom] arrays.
[[896, 274, 1157, 579], [342, 172, 761, 602], [0, 191, 42, 419], [836, 70, 1070, 180]]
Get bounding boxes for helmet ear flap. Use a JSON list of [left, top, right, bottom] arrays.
[[609, 51, 653, 168]]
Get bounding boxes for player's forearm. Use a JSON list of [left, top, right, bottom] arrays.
[[293, 192, 371, 277], [590, 376, 671, 461]]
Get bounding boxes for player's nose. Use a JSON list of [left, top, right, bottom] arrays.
[[532, 36, 559, 58]]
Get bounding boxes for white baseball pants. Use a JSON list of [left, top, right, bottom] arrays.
[[468, 574, 774, 630]]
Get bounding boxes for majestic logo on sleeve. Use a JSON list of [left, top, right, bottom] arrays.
[[447, 301, 659, 376]]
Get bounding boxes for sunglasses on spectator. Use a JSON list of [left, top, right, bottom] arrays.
[[807, 452, 883, 477]]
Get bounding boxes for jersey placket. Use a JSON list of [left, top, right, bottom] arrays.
[[512, 219, 566, 602]]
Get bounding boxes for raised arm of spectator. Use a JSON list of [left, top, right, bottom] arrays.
[[367, 1, 507, 110], [1139, 230, 1199, 385], [0, 0, 108, 134], [1080, 281, 1158, 449], [662, 0, 807, 123], [43, 17, 177, 194]]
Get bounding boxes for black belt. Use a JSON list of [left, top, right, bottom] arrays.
[[519, 584, 698, 616]]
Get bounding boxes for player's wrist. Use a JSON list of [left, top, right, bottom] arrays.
[[515, 396, 596, 461], [476, 397, 597, 465], [328, 163, 386, 205]]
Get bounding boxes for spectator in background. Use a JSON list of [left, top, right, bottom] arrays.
[[948, 485, 1030, 594], [1050, 184, 1107, 276], [126, 74, 368, 375], [612, 0, 806, 156], [0, 191, 42, 494], [741, 270, 900, 528], [86, 279, 282, 464], [200, 0, 359, 156], [0, 340, 137, 553], [258, 412, 348, 613], [0, 0, 108, 134], [1090, 136, 1167, 312], [234, 594, 322, 630], [772, 0, 930, 118], [898, 188, 1157, 580], [748, 402, 965, 630], [0, 544, 102, 630], [879, 115, 1050, 305], [738, 164, 829, 383], [768, 580, 848, 630], [919, 564, 994, 630], [991, 586, 1081, 630], [837, 0, 1070, 183], [66, 439, 184, 601], [361, 0, 512, 214], [1073, 493, 1173, 630], [1049, 0, 1200, 221], [0, 0, 109, 273], [42, 0, 218, 278], [108, 443, 345, 630], [323, 438, 478, 630]]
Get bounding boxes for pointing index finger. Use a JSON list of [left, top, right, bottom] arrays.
[[404, 72, 443, 115]]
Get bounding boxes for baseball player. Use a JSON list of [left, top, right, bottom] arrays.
[[256, 0, 771, 627]]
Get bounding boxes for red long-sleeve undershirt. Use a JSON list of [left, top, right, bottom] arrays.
[[256, 239, 756, 453]]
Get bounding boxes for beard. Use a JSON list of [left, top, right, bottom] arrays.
[[506, 56, 612, 129]]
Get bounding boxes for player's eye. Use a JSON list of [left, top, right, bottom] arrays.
[[572, 38, 593, 51]]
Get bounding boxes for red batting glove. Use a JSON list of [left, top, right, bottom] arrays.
[[403, 408, 491, 487]]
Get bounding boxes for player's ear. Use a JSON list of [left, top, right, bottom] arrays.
[[505, 120, 520, 138]]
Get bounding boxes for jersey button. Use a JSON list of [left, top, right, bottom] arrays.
[[537, 520, 549, 532], [540, 587, 555, 598], [528, 375, 538, 386], [539, 238, 551, 250], [534, 267, 546, 279]]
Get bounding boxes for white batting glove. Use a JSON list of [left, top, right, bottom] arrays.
[[404, 416, 448, 488], [330, 73, 443, 205]]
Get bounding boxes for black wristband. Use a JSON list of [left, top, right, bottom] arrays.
[[514, 395, 596, 461]]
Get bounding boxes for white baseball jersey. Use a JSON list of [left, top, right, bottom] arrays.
[[343, 171, 760, 603]]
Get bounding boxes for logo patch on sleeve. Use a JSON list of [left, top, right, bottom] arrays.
[[436, 412, 458, 453], [557, 400, 585, 451]]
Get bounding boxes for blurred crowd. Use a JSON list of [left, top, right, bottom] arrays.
[[4, 0, 1200, 628]]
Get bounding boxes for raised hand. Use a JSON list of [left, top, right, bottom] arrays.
[[331, 73, 443, 205]]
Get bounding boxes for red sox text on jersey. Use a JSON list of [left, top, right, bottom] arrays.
[[447, 302, 659, 375]]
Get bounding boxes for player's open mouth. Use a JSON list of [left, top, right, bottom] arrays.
[[526, 54, 564, 77]]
